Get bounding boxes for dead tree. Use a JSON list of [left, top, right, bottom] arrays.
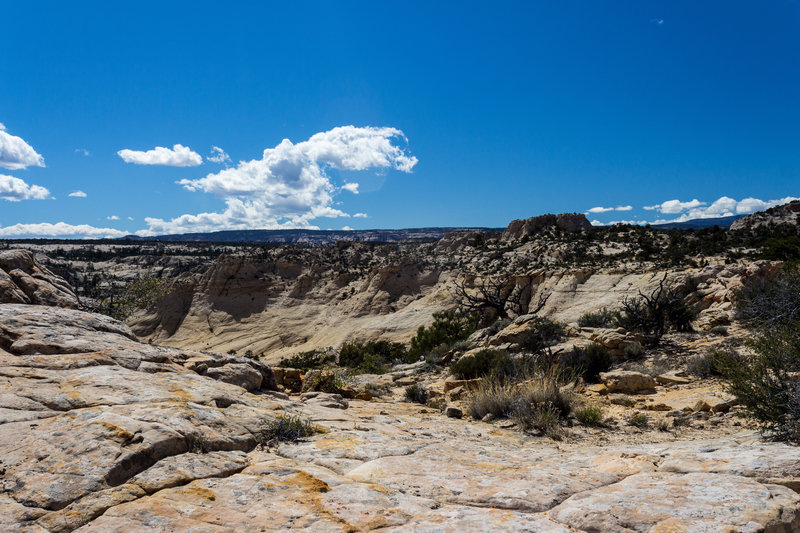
[[618, 272, 694, 343], [453, 274, 549, 322]]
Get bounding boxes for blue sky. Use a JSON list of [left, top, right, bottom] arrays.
[[1, 1, 798, 237]]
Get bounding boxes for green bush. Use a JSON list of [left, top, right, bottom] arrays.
[[575, 406, 604, 426], [278, 350, 335, 370], [301, 369, 350, 394], [101, 274, 169, 320], [450, 349, 512, 380], [559, 343, 612, 383], [761, 236, 800, 261], [408, 310, 480, 359], [404, 383, 428, 404], [577, 308, 615, 328], [516, 317, 566, 353], [628, 413, 649, 428], [338, 340, 407, 373]]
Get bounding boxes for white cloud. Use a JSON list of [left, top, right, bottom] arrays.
[[107, 215, 120, 220], [141, 126, 417, 235], [0, 174, 50, 201], [610, 219, 647, 226], [649, 195, 800, 224], [0, 123, 5, 131], [0, 222, 127, 238], [0, 127, 45, 170], [644, 199, 705, 214], [75, 148, 90, 156], [341, 226, 354, 231], [353, 212, 368, 218], [650, 18, 664, 25], [586, 205, 633, 214], [341, 182, 360, 194], [207, 146, 231, 164], [117, 144, 202, 166], [68, 190, 87, 198], [127, 216, 134, 221]]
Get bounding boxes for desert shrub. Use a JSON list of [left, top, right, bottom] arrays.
[[709, 325, 729, 336], [719, 264, 800, 441], [467, 380, 517, 420], [577, 308, 615, 328], [338, 340, 407, 373], [408, 310, 481, 360], [575, 405, 604, 426], [257, 415, 316, 445], [450, 349, 512, 380], [516, 317, 566, 353], [467, 368, 573, 439], [404, 383, 428, 404], [628, 413, 649, 428], [278, 350, 335, 371], [558, 343, 612, 383], [761, 236, 800, 261], [301, 369, 350, 394], [484, 318, 512, 336], [656, 419, 671, 432], [687, 351, 726, 378]]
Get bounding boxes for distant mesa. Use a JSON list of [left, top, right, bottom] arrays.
[[502, 213, 592, 241]]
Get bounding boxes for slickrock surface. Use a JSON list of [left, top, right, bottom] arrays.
[[1, 303, 799, 532]]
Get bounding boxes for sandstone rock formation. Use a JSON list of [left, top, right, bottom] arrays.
[[0, 250, 80, 308], [730, 200, 800, 230], [502, 213, 593, 241], [1, 301, 799, 532]]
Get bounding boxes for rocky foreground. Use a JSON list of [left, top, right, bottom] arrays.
[[2, 303, 800, 532]]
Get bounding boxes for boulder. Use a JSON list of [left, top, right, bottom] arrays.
[[206, 363, 263, 392], [600, 371, 657, 394], [588, 328, 643, 357]]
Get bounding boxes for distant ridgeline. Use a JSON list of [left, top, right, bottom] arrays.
[[122, 227, 506, 244]]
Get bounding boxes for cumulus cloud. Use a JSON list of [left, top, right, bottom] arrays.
[[75, 148, 90, 156], [68, 190, 87, 198], [141, 126, 417, 235], [107, 215, 119, 220], [207, 146, 231, 164], [0, 174, 50, 201], [341, 226, 354, 231], [117, 144, 202, 166], [353, 212, 368, 218], [644, 199, 705, 214], [649, 195, 800, 224], [341, 182, 360, 194], [0, 126, 45, 170], [0, 222, 127, 238], [586, 205, 633, 214]]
